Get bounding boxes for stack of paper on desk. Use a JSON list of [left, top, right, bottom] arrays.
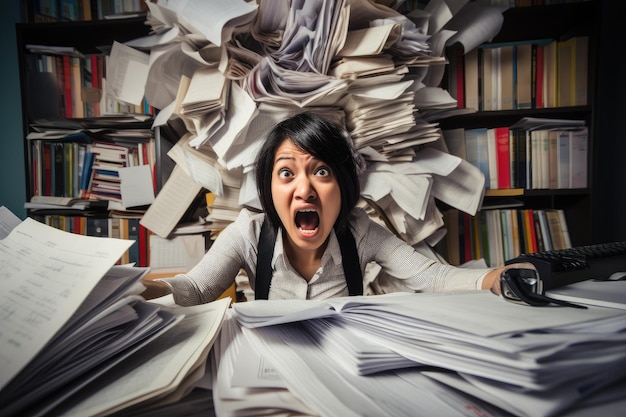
[[226, 291, 626, 417], [0, 214, 229, 417], [117, 0, 506, 247]]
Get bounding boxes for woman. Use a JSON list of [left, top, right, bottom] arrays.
[[142, 112, 530, 304]]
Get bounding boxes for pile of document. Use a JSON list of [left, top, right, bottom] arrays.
[[215, 292, 626, 417], [0, 208, 229, 416], [104, 0, 507, 241]]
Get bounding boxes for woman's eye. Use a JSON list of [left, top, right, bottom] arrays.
[[278, 168, 292, 178], [315, 167, 331, 177]]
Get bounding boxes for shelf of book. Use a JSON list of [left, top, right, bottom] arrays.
[[438, 207, 573, 268], [15, 14, 182, 268], [438, 0, 600, 265]]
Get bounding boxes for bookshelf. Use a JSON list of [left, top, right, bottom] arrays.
[[437, 1, 601, 266], [14, 15, 178, 266]]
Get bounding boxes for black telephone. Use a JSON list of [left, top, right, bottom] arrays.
[[500, 268, 587, 309]]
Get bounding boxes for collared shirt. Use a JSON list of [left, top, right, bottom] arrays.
[[162, 208, 491, 306]]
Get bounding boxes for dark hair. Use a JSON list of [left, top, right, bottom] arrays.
[[255, 112, 362, 235]]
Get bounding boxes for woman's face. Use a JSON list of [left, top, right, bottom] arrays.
[[271, 139, 341, 255]]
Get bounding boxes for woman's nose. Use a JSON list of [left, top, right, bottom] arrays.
[[295, 176, 316, 201]]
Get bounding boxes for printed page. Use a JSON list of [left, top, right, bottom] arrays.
[[139, 165, 203, 238], [0, 206, 21, 239], [0, 218, 132, 391], [57, 297, 230, 417]]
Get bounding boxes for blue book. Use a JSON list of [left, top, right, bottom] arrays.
[[464, 128, 490, 187]]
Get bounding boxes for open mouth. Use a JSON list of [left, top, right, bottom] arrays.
[[295, 210, 319, 233]]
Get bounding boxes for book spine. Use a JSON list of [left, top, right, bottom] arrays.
[[63, 56, 72, 118], [495, 127, 511, 189], [139, 223, 149, 267]]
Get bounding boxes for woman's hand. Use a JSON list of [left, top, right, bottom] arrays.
[[482, 262, 538, 295], [140, 279, 172, 300]]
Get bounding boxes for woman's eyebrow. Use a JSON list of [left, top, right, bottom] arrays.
[[274, 155, 295, 162]]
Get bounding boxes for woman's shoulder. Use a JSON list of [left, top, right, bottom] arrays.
[[349, 205, 397, 242], [215, 208, 266, 244], [235, 207, 265, 222]]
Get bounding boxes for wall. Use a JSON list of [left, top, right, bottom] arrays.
[[0, 0, 26, 220]]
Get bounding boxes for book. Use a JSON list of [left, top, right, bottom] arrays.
[[70, 56, 84, 118], [573, 36, 588, 106], [545, 209, 565, 250], [127, 217, 140, 266], [537, 129, 550, 189], [556, 130, 571, 189], [536, 209, 553, 251], [443, 209, 460, 266], [495, 126, 511, 189], [533, 42, 544, 108], [486, 128, 498, 189], [556, 209, 572, 249], [86, 217, 109, 237], [52, 142, 65, 197], [447, 45, 463, 108], [524, 209, 538, 253], [512, 129, 529, 190], [510, 209, 521, 259], [442, 128, 467, 160], [515, 43, 532, 109], [530, 130, 540, 189], [500, 209, 512, 261], [548, 130, 559, 189], [499, 45, 515, 110], [486, 209, 504, 267], [557, 38, 575, 107], [62, 55, 72, 118], [569, 127, 588, 189], [138, 223, 150, 267], [464, 128, 490, 187], [42, 142, 53, 196], [464, 48, 479, 111], [29, 195, 86, 206], [542, 40, 557, 108], [532, 209, 545, 253], [481, 46, 493, 111]]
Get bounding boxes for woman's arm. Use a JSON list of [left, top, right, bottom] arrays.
[[481, 262, 538, 295], [140, 278, 172, 300], [140, 209, 262, 305]]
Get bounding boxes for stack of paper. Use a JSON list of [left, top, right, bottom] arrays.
[[226, 292, 626, 417], [111, 0, 506, 247], [0, 212, 229, 416]]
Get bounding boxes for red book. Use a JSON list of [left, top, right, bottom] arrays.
[[42, 142, 52, 196], [62, 55, 72, 118], [495, 127, 511, 189], [525, 209, 538, 253], [138, 223, 149, 267], [73, 216, 82, 235], [456, 47, 464, 108]]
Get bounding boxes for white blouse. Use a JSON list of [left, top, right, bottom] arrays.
[[161, 208, 491, 305]]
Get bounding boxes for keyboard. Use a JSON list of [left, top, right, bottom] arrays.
[[505, 242, 626, 290]]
